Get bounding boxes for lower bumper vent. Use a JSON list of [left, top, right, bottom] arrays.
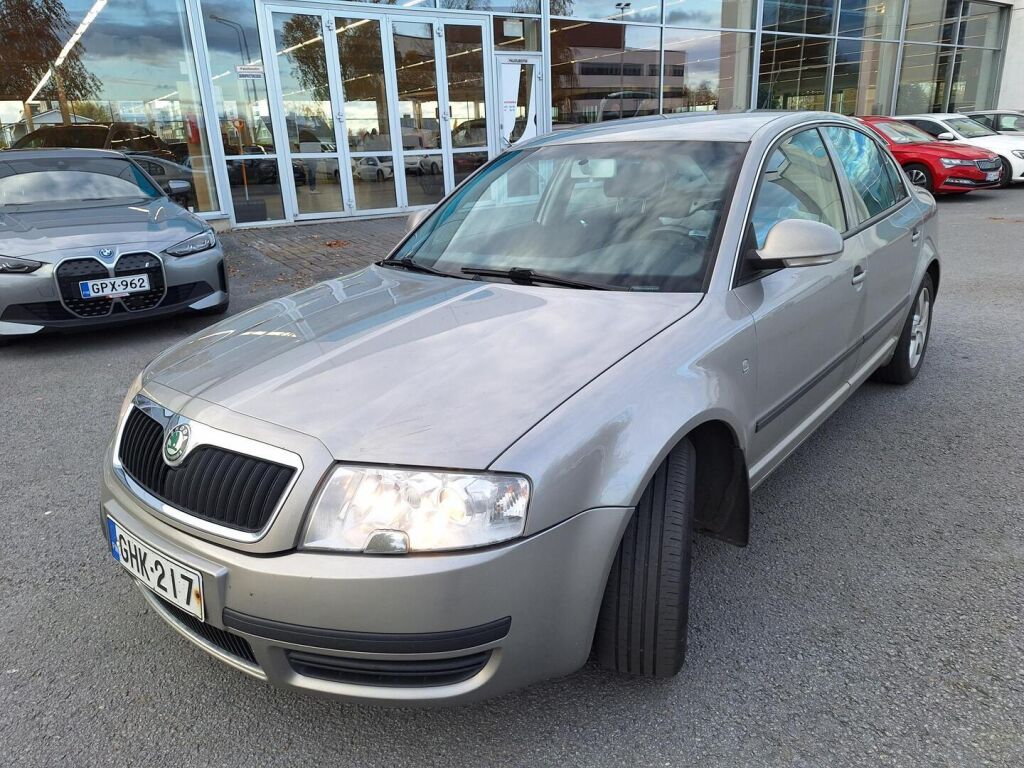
[[286, 649, 491, 688]]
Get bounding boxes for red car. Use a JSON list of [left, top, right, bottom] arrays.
[[858, 116, 1003, 194]]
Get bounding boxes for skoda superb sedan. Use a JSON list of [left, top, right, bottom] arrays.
[[101, 112, 940, 705], [898, 113, 1024, 187], [859, 116, 1002, 193], [0, 149, 228, 340]]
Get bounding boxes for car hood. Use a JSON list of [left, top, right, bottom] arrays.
[[146, 265, 701, 468], [894, 141, 997, 159], [0, 199, 203, 260], [956, 133, 1024, 153]]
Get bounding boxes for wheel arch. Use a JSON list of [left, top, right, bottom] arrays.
[[926, 258, 940, 298]]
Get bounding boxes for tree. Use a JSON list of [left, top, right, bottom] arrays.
[[0, 0, 101, 125]]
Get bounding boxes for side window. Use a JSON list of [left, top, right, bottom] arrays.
[[972, 115, 994, 129], [750, 128, 846, 248], [823, 126, 898, 224], [141, 161, 163, 177], [998, 114, 1024, 131], [907, 119, 942, 138], [109, 127, 131, 151], [881, 153, 908, 202]]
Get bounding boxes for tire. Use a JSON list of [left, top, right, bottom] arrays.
[[376, 169, 384, 182], [430, 161, 440, 176], [594, 439, 696, 677], [997, 157, 1012, 189], [872, 273, 934, 385], [904, 163, 933, 193]]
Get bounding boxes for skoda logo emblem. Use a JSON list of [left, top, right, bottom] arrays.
[[164, 424, 190, 463], [99, 247, 114, 259]]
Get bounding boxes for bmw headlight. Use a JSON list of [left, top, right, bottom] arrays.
[[939, 157, 974, 168], [303, 466, 530, 553], [166, 229, 216, 257], [1012, 150, 1024, 160], [0, 255, 42, 274]]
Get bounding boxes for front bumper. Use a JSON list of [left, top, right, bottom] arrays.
[[0, 245, 227, 337], [101, 460, 631, 705]]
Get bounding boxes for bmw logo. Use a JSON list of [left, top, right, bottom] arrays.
[[99, 247, 114, 259]]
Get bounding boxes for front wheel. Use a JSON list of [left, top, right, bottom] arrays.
[[904, 163, 933, 193], [872, 273, 934, 385], [594, 440, 695, 677], [998, 157, 1013, 189]]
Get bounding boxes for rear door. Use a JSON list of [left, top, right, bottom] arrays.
[[822, 125, 919, 368], [733, 127, 866, 480]]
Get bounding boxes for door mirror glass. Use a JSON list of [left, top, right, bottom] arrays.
[[756, 219, 843, 267], [936, 131, 957, 141]]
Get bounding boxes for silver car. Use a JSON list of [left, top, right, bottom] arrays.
[[0, 149, 228, 340], [100, 112, 939, 705]]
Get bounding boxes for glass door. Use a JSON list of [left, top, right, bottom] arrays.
[[264, 7, 494, 217], [267, 9, 352, 219], [495, 53, 543, 151]]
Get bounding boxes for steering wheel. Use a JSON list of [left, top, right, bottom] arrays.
[[646, 225, 704, 246]]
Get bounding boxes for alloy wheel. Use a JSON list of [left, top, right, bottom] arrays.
[[908, 286, 931, 369]]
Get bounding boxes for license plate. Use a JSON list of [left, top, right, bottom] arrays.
[[107, 517, 204, 620], [986, 171, 1000, 181], [80, 273, 150, 299]]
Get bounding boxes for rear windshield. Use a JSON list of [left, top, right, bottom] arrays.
[[0, 156, 161, 208], [14, 126, 108, 149], [392, 140, 748, 293], [872, 121, 935, 144]]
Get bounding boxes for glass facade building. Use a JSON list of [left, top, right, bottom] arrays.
[[0, 0, 1010, 226]]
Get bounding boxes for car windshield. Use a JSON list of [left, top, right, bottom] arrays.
[[391, 140, 747, 292], [0, 157, 161, 209], [946, 117, 996, 138], [873, 121, 935, 144]]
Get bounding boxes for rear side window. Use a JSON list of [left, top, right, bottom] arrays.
[[997, 114, 1024, 131], [823, 126, 898, 224], [750, 128, 846, 248], [972, 115, 994, 129], [906, 119, 943, 138]]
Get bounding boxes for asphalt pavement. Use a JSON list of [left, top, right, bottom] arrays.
[[1, 190, 1022, 767]]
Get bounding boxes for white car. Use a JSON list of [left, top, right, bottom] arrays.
[[352, 156, 394, 182], [898, 113, 1024, 187]]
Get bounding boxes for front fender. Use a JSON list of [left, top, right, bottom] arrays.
[[490, 293, 757, 536]]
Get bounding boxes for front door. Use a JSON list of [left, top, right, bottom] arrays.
[[495, 53, 543, 151], [264, 6, 493, 220]]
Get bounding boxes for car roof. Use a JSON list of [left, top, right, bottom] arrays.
[[0, 148, 128, 161], [897, 113, 973, 121], [963, 109, 1023, 115], [519, 110, 864, 148]]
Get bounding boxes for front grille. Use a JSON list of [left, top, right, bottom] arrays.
[[976, 158, 1001, 172], [156, 596, 258, 666], [55, 258, 112, 317], [118, 407, 295, 533], [286, 649, 491, 688], [115, 253, 166, 311]]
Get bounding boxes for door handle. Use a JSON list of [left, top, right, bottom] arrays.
[[852, 264, 867, 285], [911, 228, 921, 243]]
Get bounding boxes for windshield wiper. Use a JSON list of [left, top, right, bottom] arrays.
[[461, 266, 613, 290], [378, 255, 459, 279]]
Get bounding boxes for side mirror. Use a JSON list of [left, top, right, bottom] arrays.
[[936, 131, 956, 141], [166, 179, 191, 195], [406, 207, 432, 232], [755, 219, 844, 268]]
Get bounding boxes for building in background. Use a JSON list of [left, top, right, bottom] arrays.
[[0, 0, 1014, 228]]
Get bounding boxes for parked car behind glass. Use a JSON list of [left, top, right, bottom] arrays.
[[12, 122, 178, 163], [962, 110, 1024, 135], [859, 116, 1002, 193], [101, 112, 940, 706], [898, 113, 1024, 187]]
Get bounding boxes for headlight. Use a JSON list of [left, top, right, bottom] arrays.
[[1012, 150, 1024, 160], [0, 255, 42, 274], [939, 158, 974, 168], [303, 466, 530, 553], [166, 230, 216, 257]]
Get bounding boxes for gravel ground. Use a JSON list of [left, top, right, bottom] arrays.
[[1, 190, 1022, 767]]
